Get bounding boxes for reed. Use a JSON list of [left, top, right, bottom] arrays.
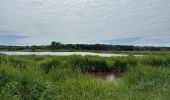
[[0, 53, 170, 100]]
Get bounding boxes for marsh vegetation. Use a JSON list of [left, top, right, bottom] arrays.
[[0, 52, 170, 100]]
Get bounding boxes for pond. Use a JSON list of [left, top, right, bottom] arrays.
[[0, 51, 143, 57], [89, 72, 122, 82]]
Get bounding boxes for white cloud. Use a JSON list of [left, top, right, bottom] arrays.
[[0, 0, 170, 46]]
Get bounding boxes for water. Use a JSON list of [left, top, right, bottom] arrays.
[[89, 72, 122, 82], [0, 51, 130, 57], [0, 51, 143, 57]]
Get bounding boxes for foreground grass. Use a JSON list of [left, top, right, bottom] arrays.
[[0, 53, 170, 100]]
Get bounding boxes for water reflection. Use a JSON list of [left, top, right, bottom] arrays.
[[0, 51, 143, 57], [89, 72, 122, 82]]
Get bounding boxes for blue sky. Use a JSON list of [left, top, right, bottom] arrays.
[[0, 0, 170, 46], [0, 34, 28, 45], [102, 37, 170, 46]]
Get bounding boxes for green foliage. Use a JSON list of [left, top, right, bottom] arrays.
[[8, 57, 28, 68], [0, 53, 170, 100], [125, 66, 170, 91], [40, 59, 61, 73], [70, 56, 110, 72], [1, 42, 170, 51], [0, 69, 13, 87], [112, 57, 137, 72], [142, 55, 170, 67], [49, 68, 80, 82], [2, 80, 45, 100]]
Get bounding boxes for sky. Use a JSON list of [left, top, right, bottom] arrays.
[[0, 0, 170, 46]]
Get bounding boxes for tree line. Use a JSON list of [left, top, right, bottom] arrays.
[[0, 41, 170, 51]]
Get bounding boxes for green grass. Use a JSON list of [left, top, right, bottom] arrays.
[[0, 53, 170, 100]]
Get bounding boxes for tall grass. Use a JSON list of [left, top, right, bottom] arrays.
[[70, 56, 110, 72], [0, 53, 170, 100]]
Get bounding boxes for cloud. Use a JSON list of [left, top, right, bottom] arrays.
[[0, 0, 170, 46]]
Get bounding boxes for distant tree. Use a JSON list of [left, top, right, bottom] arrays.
[[31, 45, 37, 52], [51, 41, 56, 47], [55, 42, 62, 47], [0, 41, 170, 51], [51, 41, 62, 49]]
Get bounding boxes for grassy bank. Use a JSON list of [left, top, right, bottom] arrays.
[[0, 53, 170, 100], [1, 49, 170, 55]]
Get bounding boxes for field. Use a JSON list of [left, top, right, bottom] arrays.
[[0, 52, 170, 100]]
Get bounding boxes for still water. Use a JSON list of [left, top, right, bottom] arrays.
[[0, 51, 130, 57], [89, 72, 121, 82]]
